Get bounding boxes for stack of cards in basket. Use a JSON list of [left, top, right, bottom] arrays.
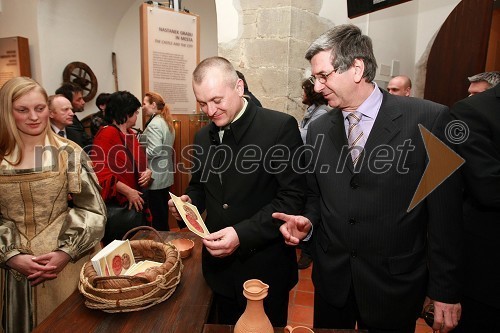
[[91, 239, 135, 277], [124, 260, 163, 275], [169, 192, 210, 238]]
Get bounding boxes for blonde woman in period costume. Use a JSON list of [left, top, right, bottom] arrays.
[[0, 77, 106, 333]]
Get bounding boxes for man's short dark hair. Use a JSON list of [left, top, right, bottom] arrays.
[[55, 82, 83, 102]]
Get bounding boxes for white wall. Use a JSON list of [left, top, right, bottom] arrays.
[[0, 0, 217, 128], [112, 0, 218, 127], [0, 0, 41, 79], [113, 0, 143, 103], [215, 0, 239, 42], [37, 0, 135, 120], [1, 0, 461, 114], [360, 1, 419, 84], [415, 0, 461, 61], [215, 0, 461, 88]]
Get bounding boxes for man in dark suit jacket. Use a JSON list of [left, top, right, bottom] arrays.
[[274, 25, 463, 333], [168, 57, 306, 326], [55, 82, 92, 151], [451, 84, 500, 333]]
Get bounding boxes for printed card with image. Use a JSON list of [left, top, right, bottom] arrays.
[[103, 240, 136, 276], [169, 192, 210, 238]]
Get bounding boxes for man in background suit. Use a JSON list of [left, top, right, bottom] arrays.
[[466, 71, 500, 96], [55, 82, 92, 151], [451, 84, 500, 332], [48, 94, 74, 138], [273, 24, 463, 333], [387, 75, 412, 96], [168, 57, 305, 326]]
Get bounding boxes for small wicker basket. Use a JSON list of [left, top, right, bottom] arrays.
[[78, 226, 183, 312]]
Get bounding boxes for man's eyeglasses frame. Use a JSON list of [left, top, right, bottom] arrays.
[[308, 67, 339, 85]]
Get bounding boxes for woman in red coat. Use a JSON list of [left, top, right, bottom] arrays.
[[91, 91, 152, 243]]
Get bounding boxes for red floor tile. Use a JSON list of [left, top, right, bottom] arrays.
[[294, 290, 314, 307], [288, 305, 314, 327], [299, 266, 312, 280], [295, 278, 314, 292]]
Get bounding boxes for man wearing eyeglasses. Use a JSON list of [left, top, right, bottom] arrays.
[[274, 24, 463, 333]]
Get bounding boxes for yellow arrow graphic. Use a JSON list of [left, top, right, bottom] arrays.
[[407, 124, 465, 212]]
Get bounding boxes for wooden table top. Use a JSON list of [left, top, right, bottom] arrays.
[[33, 230, 212, 333], [203, 324, 366, 333]]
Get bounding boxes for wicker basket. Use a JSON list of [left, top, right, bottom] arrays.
[[78, 226, 183, 312]]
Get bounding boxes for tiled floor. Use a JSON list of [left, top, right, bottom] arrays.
[[287, 251, 434, 333]]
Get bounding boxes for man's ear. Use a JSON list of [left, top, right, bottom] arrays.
[[352, 58, 365, 83], [236, 79, 245, 97]]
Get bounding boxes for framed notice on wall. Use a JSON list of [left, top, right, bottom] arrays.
[[347, 0, 412, 18], [0, 36, 31, 88], [140, 3, 200, 115]]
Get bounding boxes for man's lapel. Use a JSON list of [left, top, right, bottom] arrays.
[[359, 92, 402, 171], [327, 110, 354, 173]]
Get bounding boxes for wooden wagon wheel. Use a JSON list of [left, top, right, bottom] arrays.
[[62, 61, 98, 102]]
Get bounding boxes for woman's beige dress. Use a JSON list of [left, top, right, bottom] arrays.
[[0, 137, 106, 333]]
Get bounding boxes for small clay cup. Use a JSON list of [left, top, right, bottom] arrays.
[[170, 238, 194, 258]]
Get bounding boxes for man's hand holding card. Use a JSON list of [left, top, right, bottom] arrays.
[[169, 192, 210, 238]]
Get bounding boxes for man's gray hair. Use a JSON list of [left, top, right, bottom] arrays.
[[468, 71, 500, 88], [305, 24, 378, 82]]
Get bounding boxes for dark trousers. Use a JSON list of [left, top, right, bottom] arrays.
[[148, 187, 170, 231], [209, 289, 289, 327], [454, 296, 500, 332], [314, 286, 416, 333]]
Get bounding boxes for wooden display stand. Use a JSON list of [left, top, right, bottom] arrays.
[[0, 36, 31, 87]]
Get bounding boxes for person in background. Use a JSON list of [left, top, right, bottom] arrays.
[[387, 75, 412, 96], [296, 78, 330, 270], [273, 24, 463, 333], [168, 57, 306, 326], [0, 77, 106, 332], [141, 92, 175, 231], [466, 71, 500, 96], [450, 83, 500, 332], [236, 70, 262, 107], [91, 91, 152, 244], [55, 82, 92, 151], [90, 92, 110, 137], [48, 94, 74, 139], [299, 78, 331, 144]]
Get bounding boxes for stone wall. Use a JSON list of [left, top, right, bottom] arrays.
[[218, 0, 333, 121]]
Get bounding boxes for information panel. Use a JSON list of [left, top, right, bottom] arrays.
[[140, 4, 199, 114], [0, 36, 31, 88]]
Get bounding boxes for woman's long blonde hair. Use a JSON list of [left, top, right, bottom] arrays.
[[0, 76, 50, 165], [145, 92, 174, 132]]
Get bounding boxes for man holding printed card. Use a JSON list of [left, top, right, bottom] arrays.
[[168, 57, 306, 326]]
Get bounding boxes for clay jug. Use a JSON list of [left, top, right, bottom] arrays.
[[234, 279, 274, 333]]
